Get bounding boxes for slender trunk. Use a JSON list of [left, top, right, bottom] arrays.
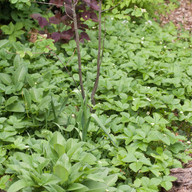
[[72, 0, 85, 99], [91, 0, 102, 105]]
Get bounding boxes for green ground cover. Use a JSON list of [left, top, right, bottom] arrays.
[[0, 1, 192, 191]]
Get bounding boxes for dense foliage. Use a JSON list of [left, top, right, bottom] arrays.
[[0, 0, 192, 192]]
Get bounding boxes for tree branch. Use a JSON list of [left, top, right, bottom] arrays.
[[72, 0, 85, 99], [91, 0, 102, 105]]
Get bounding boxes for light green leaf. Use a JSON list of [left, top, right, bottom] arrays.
[[13, 65, 28, 84], [83, 180, 107, 192], [0, 73, 12, 85], [7, 180, 28, 192], [129, 162, 143, 172], [0, 40, 9, 48], [7, 102, 25, 112], [23, 88, 31, 109], [104, 174, 118, 187], [5, 96, 18, 106], [80, 153, 97, 165], [30, 88, 43, 102], [161, 181, 172, 191], [91, 114, 117, 147], [53, 164, 69, 184], [0, 175, 10, 189], [122, 154, 137, 163], [68, 183, 89, 192]]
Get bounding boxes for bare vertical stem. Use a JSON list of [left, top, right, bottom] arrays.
[[71, 0, 85, 99], [91, 0, 102, 105]]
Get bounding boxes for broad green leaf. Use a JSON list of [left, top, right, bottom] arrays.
[[23, 88, 31, 109], [83, 180, 107, 192], [13, 55, 22, 68], [80, 153, 97, 165], [13, 65, 28, 84], [7, 180, 28, 192], [53, 164, 69, 184], [129, 162, 143, 172], [0, 175, 10, 189], [0, 73, 12, 85], [50, 132, 66, 147], [104, 174, 118, 187], [117, 185, 136, 192], [161, 181, 172, 191], [38, 96, 51, 111], [30, 87, 43, 102], [0, 40, 9, 48], [68, 183, 89, 192], [122, 154, 137, 163], [54, 144, 66, 157], [41, 173, 61, 185], [169, 142, 184, 153], [7, 102, 25, 112], [44, 184, 66, 192], [5, 96, 18, 106]]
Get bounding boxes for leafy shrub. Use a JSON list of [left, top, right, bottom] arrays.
[[1, 12, 192, 192], [5, 131, 119, 192], [103, 0, 178, 19]]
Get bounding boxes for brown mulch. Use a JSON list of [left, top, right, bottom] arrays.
[[160, 0, 192, 31]]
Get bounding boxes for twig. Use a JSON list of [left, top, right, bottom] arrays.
[[102, 0, 124, 13], [72, 0, 85, 99], [91, 0, 102, 105], [64, 3, 74, 20]]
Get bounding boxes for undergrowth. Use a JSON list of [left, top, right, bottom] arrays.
[[0, 8, 192, 192]]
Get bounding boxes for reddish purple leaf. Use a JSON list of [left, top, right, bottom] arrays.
[[31, 13, 41, 20], [90, 12, 98, 22], [80, 32, 90, 42], [82, 11, 91, 20], [60, 15, 71, 25], [64, 0, 72, 3], [38, 17, 49, 28], [51, 32, 61, 42], [49, 17, 60, 24], [50, 0, 65, 7], [80, 24, 89, 29], [49, 12, 61, 24], [61, 29, 74, 40], [82, 0, 99, 11], [77, 3, 86, 11]]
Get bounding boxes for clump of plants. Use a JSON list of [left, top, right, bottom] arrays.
[[0, 0, 192, 192]]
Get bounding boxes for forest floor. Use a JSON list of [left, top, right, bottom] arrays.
[[160, 0, 192, 191], [160, 0, 192, 31]]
